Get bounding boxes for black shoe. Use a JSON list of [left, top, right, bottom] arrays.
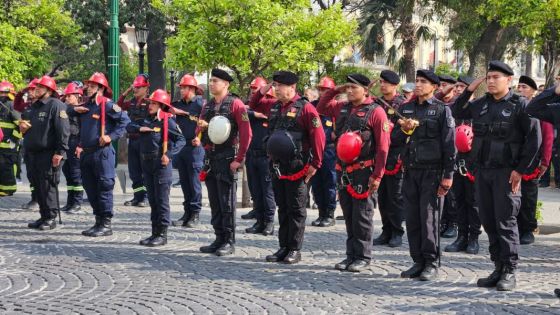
[[82, 216, 101, 236], [185, 213, 200, 228], [22, 200, 39, 210], [246, 221, 265, 234], [241, 209, 257, 220], [140, 225, 157, 246], [311, 216, 323, 227], [60, 204, 71, 212], [66, 204, 82, 214], [283, 250, 301, 264], [147, 226, 167, 247], [465, 236, 480, 254], [445, 234, 468, 252], [124, 199, 148, 207], [85, 217, 113, 237], [124, 198, 137, 206], [439, 223, 448, 236], [266, 247, 289, 262], [419, 262, 438, 281], [496, 266, 516, 291], [401, 262, 425, 278], [335, 258, 353, 271], [262, 221, 274, 236], [520, 231, 535, 245], [215, 241, 235, 256], [336, 215, 344, 220], [347, 259, 370, 272], [28, 218, 45, 229], [200, 238, 223, 253], [477, 263, 503, 287], [388, 234, 403, 248], [319, 217, 336, 227], [372, 231, 391, 246], [554, 288, 560, 298], [442, 224, 458, 238], [172, 181, 181, 188], [172, 212, 189, 226], [38, 219, 57, 230]]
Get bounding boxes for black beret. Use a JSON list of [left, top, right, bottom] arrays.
[[211, 68, 234, 82], [457, 75, 474, 86], [519, 75, 537, 90], [272, 71, 299, 85], [488, 60, 514, 76], [438, 74, 457, 84], [380, 70, 400, 85], [346, 73, 371, 87], [416, 69, 440, 85]]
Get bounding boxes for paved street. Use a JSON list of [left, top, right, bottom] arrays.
[[1, 172, 560, 314]]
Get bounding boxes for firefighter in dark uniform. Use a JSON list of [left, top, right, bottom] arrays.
[[19, 75, 70, 230], [118, 74, 150, 207], [170, 74, 205, 228], [60, 82, 85, 213], [250, 71, 325, 264], [317, 73, 390, 272], [526, 81, 560, 299], [197, 68, 252, 256], [127, 89, 186, 246], [453, 61, 541, 291], [0, 81, 21, 197], [516, 75, 554, 245], [373, 70, 407, 248], [396, 70, 456, 281], [69, 72, 130, 237], [244, 77, 277, 235], [310, 76, 338, 227]]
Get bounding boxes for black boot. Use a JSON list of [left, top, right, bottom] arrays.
[[311, 209, 324, 226], [444, 234, 468, 252], [87, 217, 113, 237], [477, 262, 503, 287], [22, 200, 39, 210], [319, 209, 336, 227], [140, 225, 156, 245], [419, 261, 438, 281], [388, 232, 403, 248], [200, 236, 224, 253], [262, 221, 274, 236], [241, 209, 257, 220], [28, 217, 45, 229], [215, 239, 235, 256], [442, 223, 458, 238], [334, 257, 353, 271], [347, 259, 370, 273], [172, 212, 189, 226], [465, 235, 480, 254], [520, 231, 535, 245], [66, 204, 82, 214], [554, 288, 560, 298], [184, 213, 200, 228], [496, 266, 516, 291], [283, 250, 301, 264], [245, 220, 265, 234], [372, 230, 391, 246], [266, 247, 289, 262], [147, 225, 168, 247], [82, 216, 101, 236], [401, 262, 425, 278], [38, 218, 57, 230]]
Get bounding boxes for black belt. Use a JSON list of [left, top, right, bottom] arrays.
[[207, 149, 236, 161], [141, 151, 160, 160], [82, 146, 101, 153], [407, 163, 442, 170]]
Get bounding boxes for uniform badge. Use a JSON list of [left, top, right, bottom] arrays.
[[112, 104, 122, 113], [241, 112, 249, 122], [427, 110, 436, 116], [383, 121, 390, 132], [447, 117, 455, 128], [92, 114, 100, 120], [287, 112, 296, 118], [501, 109, 512, 117], [59, 110, 68, 119], [153, 127, 161, 132], [388, 108, 395, 115], [403, 109, 414, 114], [312, 117, 320, 128]]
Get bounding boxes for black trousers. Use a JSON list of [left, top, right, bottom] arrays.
[[377, 171, 405, 236], [27, 151, 61, 220], [453, 173, 481, 237], [476, 168, 520, 268], [141, 157, 172, 226], [272, 177, 307, 250], [247, 153, 276, 222], [441, 187, 457, 227], [206, 160, 237, 243], [517, 178, 539, 233], [403, 169, 440, 263]]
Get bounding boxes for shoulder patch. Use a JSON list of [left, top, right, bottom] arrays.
[[112, 104, 122, 113], [241, 112, 249, 122], [447, 117, 455, 128], [383, 121, 390, 132], [59, 110, 68, 119], [312, 116, 321, 128]]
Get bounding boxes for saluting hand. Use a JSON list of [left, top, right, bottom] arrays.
[[304, 165, 317, 184], [259, 83, 273, 95], [74, 106, 89, 114], [335, 84, 349, 93], [509, 170, 522, 194], [467, 77, 485, 92]]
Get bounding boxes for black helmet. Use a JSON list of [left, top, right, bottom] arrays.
[[266, 130, 298, 161]]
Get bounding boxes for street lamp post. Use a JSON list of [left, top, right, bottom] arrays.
[[135, 27, 149, 74], [169, 70, 176, 100]]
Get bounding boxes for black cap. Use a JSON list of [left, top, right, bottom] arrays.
[[488, 60, 514, 76], [457, 75, 474, 86], [416, 69, 440, 85], [272, 71, 299, 85], [380, 70, 400, 85], [346, 73, 371, 87], [438, 74, 457, 84], [519, 75, 537, 90], [211, 68, 234, 82]]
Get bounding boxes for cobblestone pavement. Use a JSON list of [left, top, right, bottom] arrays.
[[1, 179, 560, 314]]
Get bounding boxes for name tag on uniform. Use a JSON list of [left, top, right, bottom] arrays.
[[427, 110, 436, 116], [325, 120, 333, 127], [153, 127, 161, 132], [92, 114, 100, 120], [403, 109, 414, 114]]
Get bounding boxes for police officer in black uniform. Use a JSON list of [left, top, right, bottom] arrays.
[[20, 76, 70, 230], [397, 70, 456, 281], [454, 61, 541, 291]]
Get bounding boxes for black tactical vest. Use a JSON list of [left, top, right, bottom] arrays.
[[128, 98, 149, 122], [202, 94, 239, 152], [334, 102, 378, 163], [267, 97, 307, 158]]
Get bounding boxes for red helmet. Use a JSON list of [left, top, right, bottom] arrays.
[[179, 74, 198, 88], [336, 132, 363, 164], [84, 72, 112, 98], [27, 78, 39, 89], [0, 80, 14, 93], [132, 74, 149, 88], [36, 75, 57, 92], [456, 124, 473, 153], [147, 89, 171, 107], [317, 76, 335, 89], [63, 82, 83, 96], [250, 77, 267, 89]]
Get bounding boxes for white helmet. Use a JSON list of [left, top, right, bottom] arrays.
[[208, 115, 232, 144]]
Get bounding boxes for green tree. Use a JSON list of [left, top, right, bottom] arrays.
[[154, 0, 358, 96]]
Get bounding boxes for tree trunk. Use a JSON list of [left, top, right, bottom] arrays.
[[466, 20, 508, 78], [146, 15, 166, 90], [525, 39, 533, 76], [401, 16, 416, 82]]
